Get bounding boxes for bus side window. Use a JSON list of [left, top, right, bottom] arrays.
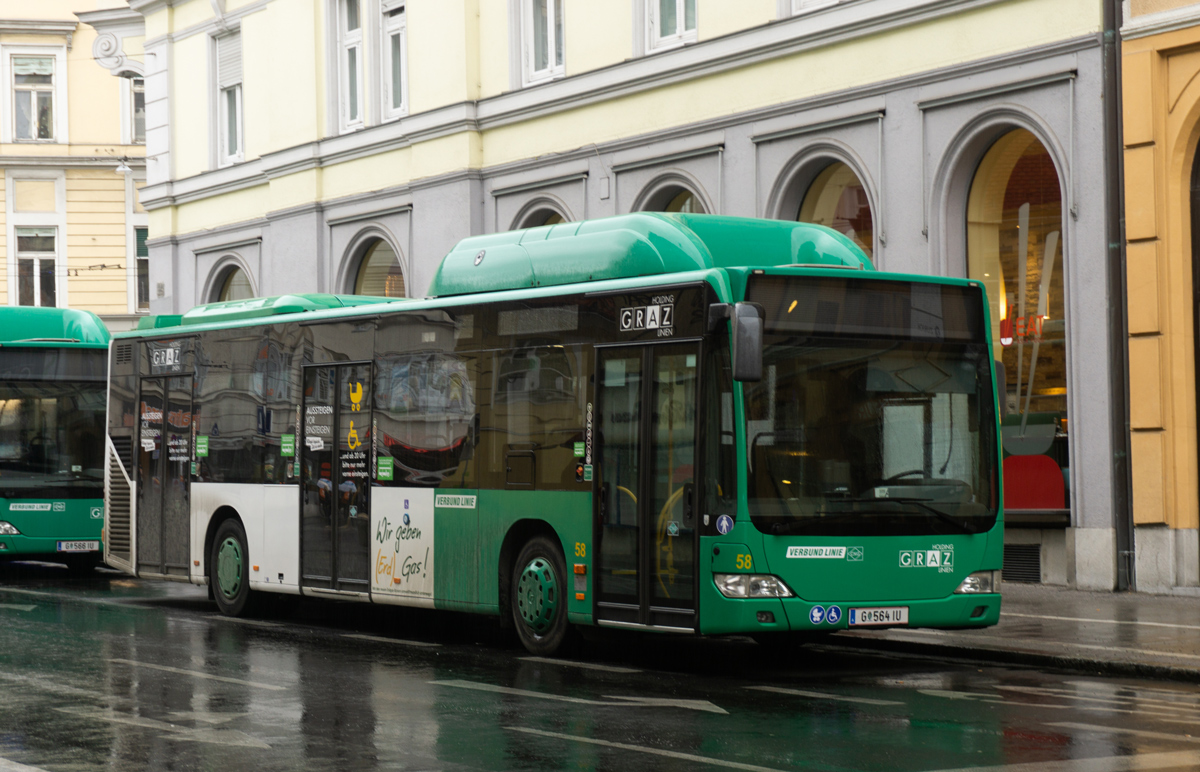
[[480, 343, 587, 491], [703, 330, 736, 516], [374, 342, 479, 489]]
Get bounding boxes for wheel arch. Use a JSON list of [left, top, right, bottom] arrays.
[[203, 505, 244, 583], [497, 518, 562, 628]]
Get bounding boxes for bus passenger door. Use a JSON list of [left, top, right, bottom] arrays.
[[594, 343, 699, 630], [136, 375, 192, 578], [301, 364, 372, 593], [136, 378, 164, 576]]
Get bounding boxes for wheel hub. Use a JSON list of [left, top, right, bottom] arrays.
[[216, 536, 243, 600], [516, 557, 558, 634]]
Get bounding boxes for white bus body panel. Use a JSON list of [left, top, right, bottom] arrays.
[[191, 482, 300, 595]]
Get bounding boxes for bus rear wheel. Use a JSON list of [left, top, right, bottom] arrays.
[[210, 519, 253, 616], [511, 535, 570, 655]]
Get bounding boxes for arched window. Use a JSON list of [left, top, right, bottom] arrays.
[[518, 208, 566, 229], [663, 189, 703, 213], [637, 182, 707, 214], [966, 128, 1067, 512], [215, 265, 253, 302], [354, 238, 406, 297], [798, 162, 874, 259]]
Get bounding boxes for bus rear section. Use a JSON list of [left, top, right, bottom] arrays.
[[696, 272, 1002, 637], [0, 309, 110, 570]]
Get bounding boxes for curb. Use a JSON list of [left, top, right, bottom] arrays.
[[819, 634, 1200, 684]]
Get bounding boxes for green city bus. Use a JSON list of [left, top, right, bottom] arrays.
[[0, 306, 110, 572], [103, 214, 1002, 653]]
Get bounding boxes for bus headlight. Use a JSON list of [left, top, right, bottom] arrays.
[[955, 570, 1001, 594], [0, 522, 21, 536], [714, 574, 794, 598]]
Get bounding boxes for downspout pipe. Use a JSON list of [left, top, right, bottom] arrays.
[[1104, 0, 1135, 591]]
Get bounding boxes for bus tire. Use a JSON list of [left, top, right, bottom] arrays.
[[511, 535, 570, 656], [210, 519, 253, 616]]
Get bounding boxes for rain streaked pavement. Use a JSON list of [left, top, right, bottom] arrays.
[[2, 563, 1200, 772]]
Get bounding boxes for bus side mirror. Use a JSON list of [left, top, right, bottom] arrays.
[[994, 360, 1007, 421], [732, 302, 763, 382]]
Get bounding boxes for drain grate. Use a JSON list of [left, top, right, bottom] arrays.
[[1003, 543, 1041, 583]]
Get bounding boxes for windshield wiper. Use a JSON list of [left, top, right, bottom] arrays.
[[857, 496, 979, 534]]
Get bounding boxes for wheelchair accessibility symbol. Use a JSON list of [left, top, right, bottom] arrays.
[[347, 420, 362, 450]]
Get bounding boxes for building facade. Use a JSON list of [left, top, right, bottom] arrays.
[[1119, 0, 1200, 593], [0, 1, 148, 331], [107, 0, 1132, 589]]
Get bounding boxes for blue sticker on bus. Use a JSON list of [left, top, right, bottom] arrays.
[[715, 515, 734, 535], [826, 605, 842, 625], [809, 606, 825, 625]]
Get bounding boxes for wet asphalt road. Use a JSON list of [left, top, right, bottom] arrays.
[[1, 563, 1200, 772]]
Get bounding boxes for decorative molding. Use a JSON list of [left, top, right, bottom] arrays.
[[752, 110, 883, 144], [491, 171, 588, 199], [140, 0, 271, 47], [917, 70, 1076, 111], [327, 204, 413, 227], [1121, 1, 1200, 40], [140, 30, 1098, 213], [193, 236, 262, 255], [612, 143, 724, 174], [0, 156, 145, 170], [0, 20, 77, 50], [77, 8, 145, 76]]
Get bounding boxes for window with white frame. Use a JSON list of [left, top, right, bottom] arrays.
[[131, 77, 145, 144], [339, 0, 365, 130], [791, 0, 839, 14], [135, 227, 149, 311], [15, 227, 56, 307], [523, 0, 563, 85], [649, 0, 696, 51], [382, 3, 407, 120], [216, 32, 243, 164], [13, 56, 55, 141]]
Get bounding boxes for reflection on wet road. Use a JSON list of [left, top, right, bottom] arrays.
[[1, 563, 1200, 772]]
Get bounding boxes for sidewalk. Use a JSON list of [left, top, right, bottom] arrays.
[[832, 582, 1200, 682]]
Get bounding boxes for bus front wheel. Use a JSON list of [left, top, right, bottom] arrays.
[[210, 519, 253, 616], [511, 535, 570, 655]]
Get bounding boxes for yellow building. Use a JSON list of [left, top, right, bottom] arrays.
[[103, 0, 1139, 590], [0, 1, 147, 330], [1120, 0, 1200, 591]]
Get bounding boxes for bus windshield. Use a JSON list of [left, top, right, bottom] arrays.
[[744, 275, 998, 537], [0, 349, 107, 495]]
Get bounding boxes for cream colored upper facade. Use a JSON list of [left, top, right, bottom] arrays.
[[0, 0, 148, 330], [134, 0, 1100, 245]]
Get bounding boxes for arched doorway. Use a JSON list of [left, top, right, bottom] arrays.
[[966, 128, 1067, 513], [519, 208, 566, 229], [797, 161, 874, 259], [353, 238, 406, 297], [636, 180, 708, 214], [213, 264, 254, 302], [663, 188, 703, 213]]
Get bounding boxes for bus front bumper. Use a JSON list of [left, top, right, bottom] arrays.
[[701, 592, 1001, 635], [0, 535, 103, 559]]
